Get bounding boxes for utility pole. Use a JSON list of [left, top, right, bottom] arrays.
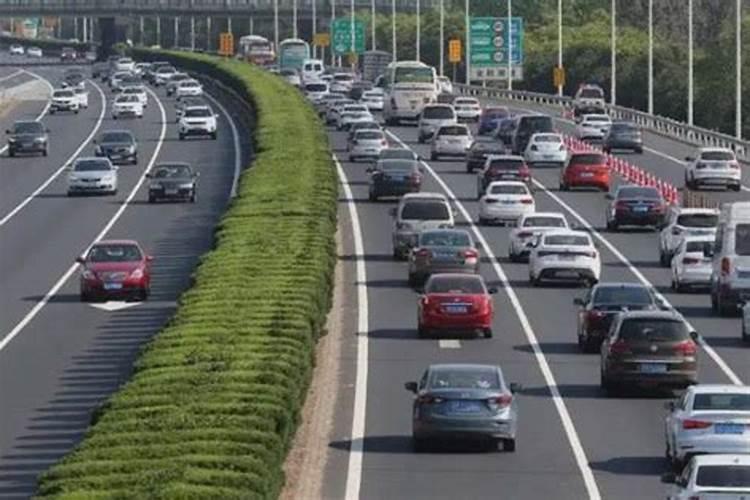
[[465, 0, 470, 85], [439, 0, 444, 75], [648, 0, 653, 114], [688, 0, 694, 125], [507, 0, 512, 90], [610, 0, 616, 105], [736, 0, 742, 138], [416, 0, 421, 61], [557, 0, 563, 96]]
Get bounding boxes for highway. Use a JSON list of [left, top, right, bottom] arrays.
[[327, 104, 749, 499], [0, 64, 248, 498]]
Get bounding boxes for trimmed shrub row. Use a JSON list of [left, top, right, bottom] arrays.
[[35, 51, 337, 499]]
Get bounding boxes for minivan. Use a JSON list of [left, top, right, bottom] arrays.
[[390, 193, 455, 260], [512, 114, 554, 154], [417, 104, 457, 143], [710, 202, 750, 315], [301, 59, 324, 84]]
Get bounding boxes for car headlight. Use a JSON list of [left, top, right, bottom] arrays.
[[129, 268, 144, 279], [151, 182, 162, 189], [82, 269, 96, 279], [179, 183, 193, 189], [129, 145, 136, 153], [95, 146, 102, 154], [34, 137, 46, 143]]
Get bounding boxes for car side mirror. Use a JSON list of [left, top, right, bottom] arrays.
[[664, 401, 675, 411], [685, 156, 694, 162], [604, 193, 613, 200], [509, 383, 522, 394], [488, 287, 498, 294], [146, 255, 154, 262], [75, 256, 85, 264], [145, 173, 152, 178], [388, 207, 397, 217], [690, 331, 700, 342], [404, 381, 418, 393], [703, 247, 714, 258], [661, 472, 676, 484], [194, 172, 200, 178], [573, 297, 584, 306], [365, 167, 374, 173]]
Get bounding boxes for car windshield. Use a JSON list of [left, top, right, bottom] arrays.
[[356, 131, 384, 140], [490, 184, 528, 195], [101, 132, 133, 143], [380, 149, 415, 160], [88, 244, 142, 262], [426, 276, 485, 294], [157, 67, 175, 73], [438, 126, 469, 136], [74, 160, 112, 172], [489, 159, 524, 171], [692, 393, 750, 411], [685, 240, 714, 254], [116, 96, 138, 103], [422, 106, 454, 119], [593, 286, 652, 305], [695, 466, 750, 488], [363, 91, 381, 98], [54, 90, 74, 98], [584, 116, 611, 123], [544, 234, 590, 246], [401, 201, 450, 220], [618, 187, 662, 200], [394, 66, 433, 83], [420, 231, 471, 247], [677, 213, 718, 228], [735, 224, 750, 256], [429, 368, 500, 390], [185, 108, 212, 117], [123, 88, 143, 94], [181, 81, 200, 87], [523, 216, 566, 228], [306, 83, 327, 92], [618, 319, 688, 342], [518, 116, 553, 132], [334, 74, 354, 81], [344, 105, 367, 113], [153, 165, 192, 178], [579, 87, 604, 98], [534, 134, 562, 143], [700, 151, 735, 161], [13, 122, 43, 134]]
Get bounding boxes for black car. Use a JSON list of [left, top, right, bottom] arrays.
[[91, 62, 108, 79], [476, 155, 531, 197], [466, 139, 508, 173], [367, 159, 423, 201], [94, 130, 138, 165], [64, 72, 85, 89], [574, 282, 665, 352], [606, 185, 667, 231], [6, 120, 49, 157], [146, 163, 198, 203], [494, 117, 517, 147], [512, 115, 554, 154], [349, 81, 373, 101], [603, 121, 643, 154]]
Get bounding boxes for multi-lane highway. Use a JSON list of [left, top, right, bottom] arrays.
[[0, 64, 248, 498], [326, 102, 749, 499]]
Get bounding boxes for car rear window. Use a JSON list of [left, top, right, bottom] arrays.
[[695, 466, 750, 488], [380, 160, 415, 172], [617, 187, 662, 199], [54, 90, 74, 97], [677, 213, 718, 228], [490, 184, 528, 195], [356, 131, 384, 140], [523, 216, 566, 228], [685, 240, 714, 254], [438, 126, 469, 136], [584, 115, 610, 123], [610, 123, 637, 132], [735, 224, 750, 256], [401, 201, 450, 220], [618, 319, 688, 342], [483, 108, 509, 119], [692, 393, 750, 411], [454, 98, 478, 106], [593, 286, 652, 305], [579, 88, 604, 98], [428, 368, 500, 390], [380, 149, 415, 160], [570, 154, 606, 165], [101, 132, 133, 143], [534, 134, 562, 143], [700, 151, 735, 161], [420, 231, 471, 247], [489, 159, 524, 171], [185, 108, 212, 118], [426, 275, 485, 294], [422, 106, 454, 119], [544, 234, 590, 246], [518, 116, 553, 133]]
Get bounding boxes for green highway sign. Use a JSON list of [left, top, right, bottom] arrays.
[[469, 17, 524, 66], [331, 18, 366, 55]]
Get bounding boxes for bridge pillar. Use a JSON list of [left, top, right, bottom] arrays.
[[190, 17, 195, 51], [228, 17, 233, 35], [250, 17, 254, 35], [83, 16, 88, 43], [206, 16, 212, 51], [174, 17, 179, 48], [139, 16, 145, 46], [98, 17, 118, 57], [74, 17, 79, 41]]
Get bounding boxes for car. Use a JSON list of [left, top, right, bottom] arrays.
[[379, 147, 420, 162], [465, 140, 508, 173], [406, 363, 520, 452], [453, 97, 481, 122], [179, 105, 218, 140], [348, 129, 387, 162], [605, 185, 668, 231], [133, 62, 151, 78], [330, 72, 355, 93], [49, 89, 80, 114], [436, 92, 456, 105], [512, 114, 554, 155], [529, 230, 600, 286], [175, 79, 203, 99], [165, 73, 191, 96], [348, 80, 373, 101], [121, 85, 148, 107], [337, 104, 373, 131], [60, 47, 77, 61], [6, 120, 48, 157], [437, 76, 454, 94], [560, 152, 610, 191], [418, 104, 457, 143], [417, 274, 497, 339], [685, 147, 742, 191], [367, 159, 423, 201], [9, 44, 24, 56], [575, 113, 612, 141], [76, 240, 151, 301], [524, 132, 567, 168], [146, 162, 199, 203], [153, 65, 178, 86], [347, 121, 381, 143], [600, 310, 699, 394], [508, 212, 569, 262], [494, 117, 517, 148], [603, 121, 643, 153], [711, 202, 750, 316], [94, 130, 138, 165], [303, 81, 329, 102], [391, 193, 454, 260], [175, 96, 206, 122], [664, 385, 750, 471], [476, 155, 531, 196], [430, 124, 473, 160], [478, 106, 511, 136], [663, 454, 750, 499], [109, 71, 135, 92], [112, 94, 144, 119], [478, 181, 535, 226], [573, 83, 606, 117], [659, 207, 719, 266], [408, 229, 480, 287], [115, 57, 136, 72], [63, 72, 86, 92], [67, 157, 118, 196], [84, 50, 97, 62], [326, 98, 355, 125], [27, 46, 42, 58], [315, 93, 344, 116], [671, 236, 715, 292], [361, 90, 384, 111], [574, 282, 665, 352], [91, 62, 108, 79], [73, 87, 89, 109], [300, 58, 325, 84]]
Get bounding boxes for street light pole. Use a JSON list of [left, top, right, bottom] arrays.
[[416, 0, 421, 61], [465, 0, 470, 85], [350, 0, 355, 68], [392, 0, 397, 61], [507, 0, 512, 90], [293, 0, 298, 39], [557, 0, 563, 96], [174, 17, 179, 48], [274, 0, 279, 58], [736, 0, 742, 139], [439, 0, 445, 76], [610, 0, 616, 105], [371, 0, 376, 50], [648, 0, 653, 114], [312, 0, 317, 56], [688, 0, 694, 126]]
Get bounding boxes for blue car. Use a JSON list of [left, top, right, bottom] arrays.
[[478, 106, 511, 135]]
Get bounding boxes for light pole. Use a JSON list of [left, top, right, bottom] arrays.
[[416, 0, 421, 61], [156, 16, 161, 47], [293, 0, 298, 39], [736, 0, 742, 139], [465, 0, 470, 85], [332, 0, 338, 66], [140, 16, 145, 46], [392, 0, 397, 61], [190, 16, 195, 51], [439, 0, 445, 75], [648, 0, 653, 114], [174, 17, 179, 48], [312, 0, 317, 56], [507, 0, 512, 90], [557, 0, 563, 96], [371, 0, 376, 50], [274, 0, 279, 57], [610, 0, 616, 105], [350, 0, 355, 68], [688, 0, 694, 126], [82, 16, 88, 43]]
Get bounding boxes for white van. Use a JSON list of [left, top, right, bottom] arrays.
[[301, 59, 325, 84], [710, 202, 750, 315]]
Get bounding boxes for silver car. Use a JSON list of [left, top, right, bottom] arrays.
[[67, 157, 118, 196], [348, 129, 387, 162], [671, 236, 714, 292], [430, 124, 473, 160], [665, 385, 750, 470], [405, 363, 521, 452], [407, 229, 480, 287]]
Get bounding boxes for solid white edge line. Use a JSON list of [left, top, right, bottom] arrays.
[[0, 86, 168, 353], [337, 154, 370, 500], [0, 77, 106, 227], [532, 179, 744, 386], [385, 130, 603, 500], [438, 339, 462, 349], [0, 69, 52, 155], [0, 69, 24, 82], [203, 92, 242, 198]]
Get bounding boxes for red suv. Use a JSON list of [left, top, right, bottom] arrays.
[[560, 152, 610, 191], [77, 240, 152, 301]]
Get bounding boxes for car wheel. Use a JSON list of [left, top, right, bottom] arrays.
[[417, 325, 429, 339], [508, 250, 518, 263], [466, 165, 473, 173], [610, 221, 619, 232], [600, 371, 616, 396], [711, 289, 719, 313], [408, 272, 418, 288], [80, 291, 89, 302], [74, 109, 79, 114], [478, 216, 488, 226], [368, 192, 377, 202], [483, 328, 493, 339], [732, 183, 742, 192], [635, 147, 644, 154], [559, 182, 567, 191], [211, 132, 217, 140], [718, 295, 735, 317], [42, 148, 48, 157], [50, 109, 55, 115], [412, 436, 429, 453], [179, 134, 185, 141], [430, 152, 437, 161], [8, 149, 14, 157], [742, 324, 749, 343], [138, 289, 148, 301], [502, 438, 516, 452], [148, 194, 156, 203], [190, 191, 197, 203], [113, 115, 118, 120], [659, 249, 670, 267], [349, 156, 357, 162], [132, 155, 138, 165]]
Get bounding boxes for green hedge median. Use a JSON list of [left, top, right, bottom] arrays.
[[35, 51, 337, 499]]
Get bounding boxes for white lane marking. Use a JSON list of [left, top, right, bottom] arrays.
[[89, 301, 142, 312], [0, 69, 24, 82], [203, 93, 242, 198], [0, 69, 52, 155], [336, 155, 370, 500], [532, 179, 744, 386], [0, 77, 106, 227], [438, 339, 462, 349], [386, 130, 603, 500], [0, 87, 168, 353]]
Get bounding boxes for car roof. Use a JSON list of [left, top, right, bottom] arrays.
[[521, 212, 565, 220], [618, 309, 683, 320], [438, 123, 469, 131], [401, 192, 448, 201], [155, 161, 192, 168], [354, 129, 383, 136], [593, 282, 649, 290], [542, 229, 591, 240], [687, 384, 750, 395], [488, 180, 528, 188], [689, 454, 750, 466], [428, 363, 500, 372], [428, 273, 485, 282], [75, 156, 112, 163], [101, 129, 134, 136], [674, 207, 719, 215], [699, 147, 734, 153], [581, 114, 610, 119], [486, 154, 525, 161], [94, 239, 140, 246], [681, 235, 716, 243], [13, 119, 42, 126]]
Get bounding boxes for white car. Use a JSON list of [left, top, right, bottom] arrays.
[[153, 66, 177, 86], [524, 132, 567, 167], [664, 454, 750, 499], [115, 57, 136, 72], [27, 46, 43, 58], [327, 99, 355, 125], [133, 62, 151, 78], [349, 129, 387, 162], [575, 113, 612, 140], [9, 44, 24, 55], [330, 72, 355, 93], [478, 181, 535, 226], [175, 79, 203, 99], [121, 86, 148, 107], [67, 157, 118, 196], [179, 105, 217, 140], [437, 76, 454, 94], [361, 90, 384, 112], [112, 95, 144, 119], [74, 88, 89, 109], [684, 147, 742, 191], [303, 81, 329, 102], [671, 236, 714, 292], [528, 230, 600, 286], [336, 104, 371, 130], [453, 97, 481, 122], [659, 207, 719, 266], [430, 123, 473, 160], [508, 212, 569, 262], [109, 71, 133, 91], [50, 89, 80, 114]]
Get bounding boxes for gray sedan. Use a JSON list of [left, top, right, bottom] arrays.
[[408, 229, 480, 287], [405, 364, 520, 452]]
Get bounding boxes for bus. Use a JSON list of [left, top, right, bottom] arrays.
[[360, 50, 392, 83], [239, 35, 275, 66], [278, 38, 311, 73], [382, 61, 440, 125]]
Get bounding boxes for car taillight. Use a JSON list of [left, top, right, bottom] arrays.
[[683, 257, 700, 265], [487, 394, 512, 411], [588, 309, 607, 320], [674, 340, 698, 356], [520, 167, 531, 179], [730, 161, 740, 169], [418, 394, 443, 404], [520, 198, 533, 204], [416, 248, 431, 258], [609, 339, 632, 355], [381, 139, 387, 146], [721, 257, 731, 275], [409, 173, 421, 184], [82, 269, 96, 280], [130, 268, 144, 279], [682, 419, 711, 430], [463, 249, 478, 263], [517, 231, 533, 238]]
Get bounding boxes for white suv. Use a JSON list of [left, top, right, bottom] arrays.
[[179, 106, 217, 140], [659, 207, 719, 266], [575, 113, 612, 140], [573, 84, 606, 116], [175, 79, 204, 99], [685, 147, 742, 191], [391, 193, 455, 260], [50, 89, 80, 114]]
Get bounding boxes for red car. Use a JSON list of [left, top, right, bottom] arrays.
[[77, 240, 152, 301], [559, 152, 610, 191], [417, 274, 497, 339]]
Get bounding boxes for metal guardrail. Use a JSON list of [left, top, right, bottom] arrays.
[[454, 83, 749, 163]]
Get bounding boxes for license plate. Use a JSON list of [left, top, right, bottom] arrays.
[[502, 200, 516, 204], [449, 400, 482, 413], [501, 174, 516, 179], [544, 154, 555, 159], [715, 423, 744, 435], [640, 363, 667, 374], [580, 172, 594, 177], [103, 282, 123, 290], [559, 254, 576, 261], [444, 304, 468, 314], [165, 188, 178, 195], [634, 206, 649, 213]]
